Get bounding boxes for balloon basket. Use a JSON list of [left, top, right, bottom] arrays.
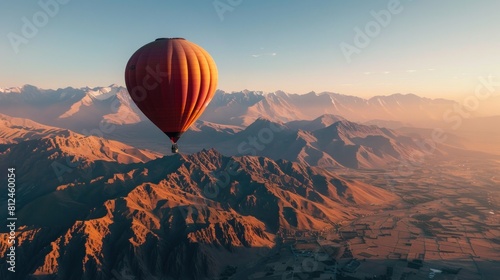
[[171, 143, 179, 154]]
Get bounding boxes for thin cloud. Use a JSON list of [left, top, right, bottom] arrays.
[[406, 69, 417, 73], [251, 52, 277, 58]]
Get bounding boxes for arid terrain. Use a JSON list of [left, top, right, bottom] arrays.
[[2, 0, 500, 278], [218, 156, 500, 280], [0, 86, 499, 279]]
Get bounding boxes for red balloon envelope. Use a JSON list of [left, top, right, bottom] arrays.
[[124, 38, 218, 151]]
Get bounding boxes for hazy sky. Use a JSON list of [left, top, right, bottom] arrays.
[[1, 0, 499, 100]]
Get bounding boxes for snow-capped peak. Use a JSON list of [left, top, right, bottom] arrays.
[[0, 86, 23, 94], [86, 86, 122, 101]]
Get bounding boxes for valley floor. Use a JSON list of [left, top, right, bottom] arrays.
[[226, 157, 500, 280]]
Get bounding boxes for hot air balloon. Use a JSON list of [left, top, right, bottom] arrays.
[[124, 38, 218, 153]]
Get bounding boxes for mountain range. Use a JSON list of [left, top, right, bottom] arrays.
[[0, 85, 488, 128], [181, 117, 434, 169], [0, 142, 396, 279], [1, 85, 497, 156], [0, 84, 499, 279], [0, 107, 399, 279]]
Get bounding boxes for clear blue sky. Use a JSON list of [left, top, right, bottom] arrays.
[[1, 0, 499, 100]]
